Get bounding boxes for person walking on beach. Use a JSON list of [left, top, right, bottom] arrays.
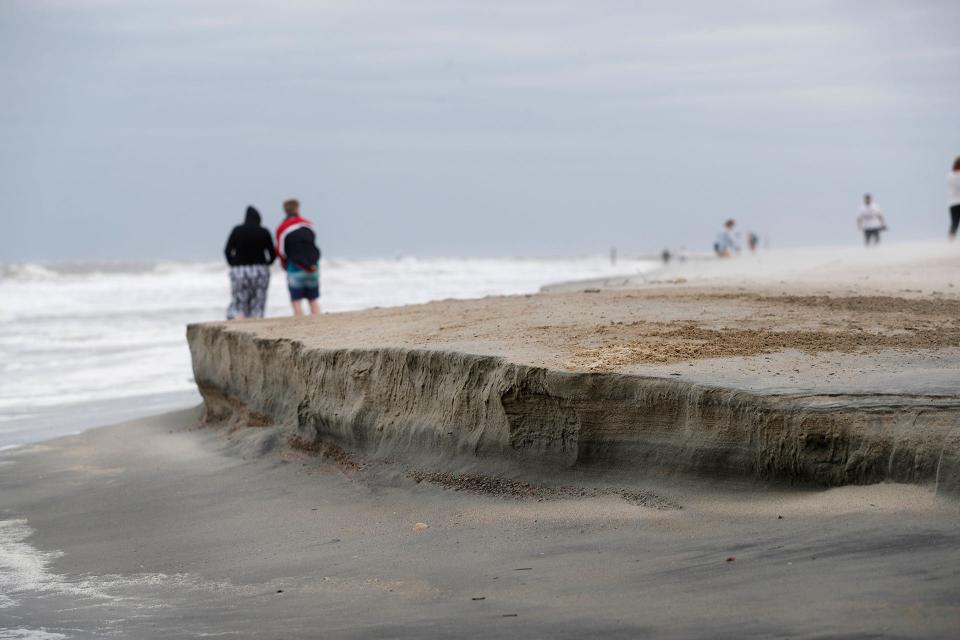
[[949, 157, 960, 241], [857, 194, 886, 246], [275, 199, 321, 316], [224, 206, 276, 320], [714, 219, 740, 257]]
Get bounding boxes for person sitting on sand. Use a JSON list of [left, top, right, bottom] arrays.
[[857, 194, 886, 246], [224, 206, 276, 320], [714, 219, 740, 257], [949, 157, 960, 241], [275, 199, 321, 316]]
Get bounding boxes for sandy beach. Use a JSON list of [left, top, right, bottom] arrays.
[[2, 242, 960, 638], [6, 0, 959, 635]]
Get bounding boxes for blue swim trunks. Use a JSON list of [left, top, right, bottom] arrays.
[[286, 263, 320, 301]]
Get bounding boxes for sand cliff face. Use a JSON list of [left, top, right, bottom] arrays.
[[187, 322, 960, 494]]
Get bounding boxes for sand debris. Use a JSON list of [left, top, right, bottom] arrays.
[[408, 470, 680, 510], [569, 321, 960, 370], [287, 435, 364, 472]]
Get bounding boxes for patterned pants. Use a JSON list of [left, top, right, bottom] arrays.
[[227, 265, 270, 319]]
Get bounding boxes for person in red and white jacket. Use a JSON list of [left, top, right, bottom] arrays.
[[275, 199, 321, 316]]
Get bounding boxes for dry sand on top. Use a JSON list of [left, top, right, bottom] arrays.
[[251, 289, 960, 372], [225, 250, 960, 375]]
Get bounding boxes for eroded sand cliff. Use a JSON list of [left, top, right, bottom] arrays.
[[187, 276, 960, 493]]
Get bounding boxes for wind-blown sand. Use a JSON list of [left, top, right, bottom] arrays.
[[2, 242, 959, 637]]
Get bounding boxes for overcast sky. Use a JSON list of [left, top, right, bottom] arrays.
[[1, 0, 958, 262]]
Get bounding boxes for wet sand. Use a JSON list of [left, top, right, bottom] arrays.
[[1, 409, 958, 638]]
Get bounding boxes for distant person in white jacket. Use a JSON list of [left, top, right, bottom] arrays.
[[714, 219, 740, 257], [857, 194, 886, 246], [949, 157, 960, 241]]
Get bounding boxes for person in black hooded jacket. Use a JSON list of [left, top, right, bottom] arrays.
[[224, 206, 276, 319]]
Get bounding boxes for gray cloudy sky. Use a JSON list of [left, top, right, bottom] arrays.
[[1, 0, 958, 261]]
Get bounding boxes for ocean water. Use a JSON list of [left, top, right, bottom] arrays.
[[0, 256, 658, 447]]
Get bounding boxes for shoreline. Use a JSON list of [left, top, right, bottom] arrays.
[[0, 389, 200, 450]]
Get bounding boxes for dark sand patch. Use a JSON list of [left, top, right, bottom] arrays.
[[408, 470, 681, 510], [286, 434, 365, 473]]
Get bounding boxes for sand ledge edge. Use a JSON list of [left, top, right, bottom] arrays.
[[187, 322, 960, 494]]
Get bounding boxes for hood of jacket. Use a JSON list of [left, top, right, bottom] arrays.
[[244, 206, 261, 226]]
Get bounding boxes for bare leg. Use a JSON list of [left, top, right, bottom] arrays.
[[291, 300, 304, 316], [309, 299, 320, 315]]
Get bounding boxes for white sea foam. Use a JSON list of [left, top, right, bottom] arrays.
[[0, 519, 90, 609], [0, 517, 296, 634], [0, 256, 658, 447], [0, 630, 68, 640]]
